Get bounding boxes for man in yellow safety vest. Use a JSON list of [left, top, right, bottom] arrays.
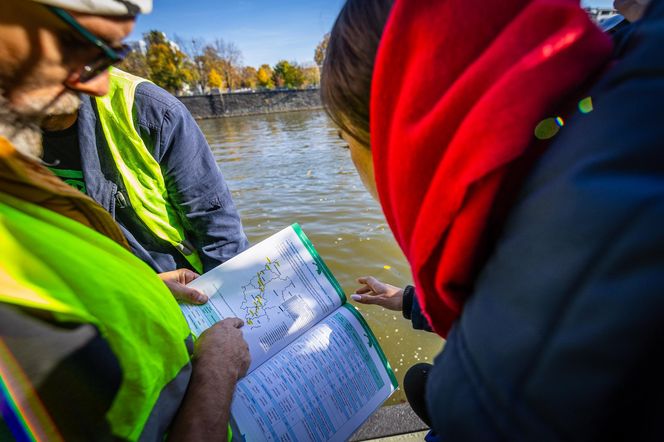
[[0, 0, 250, 439], [40, 66, 249, 275]]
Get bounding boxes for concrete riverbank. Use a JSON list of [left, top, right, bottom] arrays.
[[178, 89, 322, 119], [351, 404, 428, 441]]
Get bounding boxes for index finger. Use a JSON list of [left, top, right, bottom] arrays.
[[355, 285, 373, 294], [358, 276, 380, 288], [178, 268, 200, 284]]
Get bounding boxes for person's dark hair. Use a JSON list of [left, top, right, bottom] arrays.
[[321, 0, 394, 149]]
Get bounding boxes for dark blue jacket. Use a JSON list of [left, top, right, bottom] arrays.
[[79, 82, 248, 273], [415, 3, 664, 440]]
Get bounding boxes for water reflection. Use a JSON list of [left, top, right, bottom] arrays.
[[199, 110, 443, 405]]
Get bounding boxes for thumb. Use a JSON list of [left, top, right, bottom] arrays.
[[166, 280, 208, 305]]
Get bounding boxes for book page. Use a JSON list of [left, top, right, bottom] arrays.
[[181, 224, 346, 371], [230, 304, 398, 442]]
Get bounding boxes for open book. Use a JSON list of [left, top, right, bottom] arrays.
[[180, 224, 398, 441]]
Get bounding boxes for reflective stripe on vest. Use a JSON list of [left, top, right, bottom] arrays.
[[0, 191, 192, 440], [95, 67, 204, 273]]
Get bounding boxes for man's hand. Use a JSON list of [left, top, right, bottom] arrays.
[[168, 318, 250, 441], [351, 276, 404, 311], [158, 269, 208, 304], [194, 318, 251, 381]]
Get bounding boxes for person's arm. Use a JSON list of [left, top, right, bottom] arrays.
[[352, 276, 433, 331], [148, 89, 249, 272], [168, 318, 250, 441]]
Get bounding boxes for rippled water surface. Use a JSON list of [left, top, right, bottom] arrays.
[[200, 110, 443, 405]]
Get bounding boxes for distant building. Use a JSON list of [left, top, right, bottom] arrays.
[[584, 7, 619, 23]]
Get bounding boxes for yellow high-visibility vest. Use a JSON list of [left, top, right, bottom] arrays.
[[95, 68, 203, 273], [0, 190, 192, 440]]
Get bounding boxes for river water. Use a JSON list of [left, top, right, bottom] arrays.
[[199, 110, 443, 405]]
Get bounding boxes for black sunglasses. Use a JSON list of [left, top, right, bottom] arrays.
[[47, 6, 131, 83]]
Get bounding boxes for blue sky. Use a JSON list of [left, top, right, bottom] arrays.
[[131, 0, 615, 68]]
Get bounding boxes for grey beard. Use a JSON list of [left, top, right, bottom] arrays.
[[0, 89, 82, 159], [0, 94, 43, 159]]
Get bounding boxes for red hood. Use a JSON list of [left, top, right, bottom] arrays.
[[371, 0, 612, 336]]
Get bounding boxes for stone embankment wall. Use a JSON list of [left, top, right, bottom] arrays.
[[177, 89, 322, 119]]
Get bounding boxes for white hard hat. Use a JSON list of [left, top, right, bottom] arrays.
[[32, 0, 152, 15]]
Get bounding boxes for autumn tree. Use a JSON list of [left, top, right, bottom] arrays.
[[256, 64, 274, 89], [193, 45, 222, 92], [314, 33, 330, 68], [272, 60, 305, 89], [180, 59, 200, 94], [239, 66, 258, 90], [301, 64, 320, 88], [176, 35, 208, 93], [213, 38, 243, 91], [144, 31, 190, 94], [117, 44, 149, 78], [208, 68, 224, 89]]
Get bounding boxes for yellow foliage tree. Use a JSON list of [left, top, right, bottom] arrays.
[[302, 65, 320, 88], [257, 64, 274, 89], [144, 31, 189, 94], [314, 33, 330, 68], [208, 68, 224, 90]]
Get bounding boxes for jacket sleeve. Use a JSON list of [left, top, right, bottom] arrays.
[[402, 285, 433, 332], [153, 93, 249, 272], [424, 5, 664, 440]]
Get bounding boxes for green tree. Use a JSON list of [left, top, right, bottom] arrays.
[[256, 64, 274, 89], [314, 33, 330, 68], [272, 60, 305, 89]]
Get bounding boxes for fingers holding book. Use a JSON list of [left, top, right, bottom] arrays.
[[159, 268, 209, 305]]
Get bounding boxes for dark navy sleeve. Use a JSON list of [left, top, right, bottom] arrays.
[[136, 84, 249, 272], [424, 4, 664, 440], [402, 285, 433, 332]]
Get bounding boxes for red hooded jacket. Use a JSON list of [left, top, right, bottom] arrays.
[[371, 0, 612, 337]]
